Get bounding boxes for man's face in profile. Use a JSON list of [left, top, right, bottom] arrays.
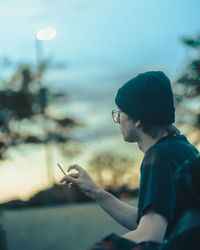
[[117, 107, 140, 143]]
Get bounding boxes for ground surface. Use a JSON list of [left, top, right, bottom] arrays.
[[1, 198, 138, 250]]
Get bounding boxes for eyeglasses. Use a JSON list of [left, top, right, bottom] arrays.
[[112, 109, 122, 123]]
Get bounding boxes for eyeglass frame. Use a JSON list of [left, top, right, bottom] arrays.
[[112, 109, 122, 123]]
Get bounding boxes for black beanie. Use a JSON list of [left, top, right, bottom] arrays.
[[115, 71, 175, 124]]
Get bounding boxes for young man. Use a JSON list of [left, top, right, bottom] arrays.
[[60, 71, 200, 247]]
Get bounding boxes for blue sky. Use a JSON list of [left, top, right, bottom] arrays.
[[0, 0, 200, 202], [1, 0, 200, 76]]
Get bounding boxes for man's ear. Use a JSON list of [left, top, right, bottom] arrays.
[[135, 120, 141, 128]]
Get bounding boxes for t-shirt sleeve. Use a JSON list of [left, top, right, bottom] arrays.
[[136, 149, 176, 225]]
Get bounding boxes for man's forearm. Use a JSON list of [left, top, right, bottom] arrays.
[[90, 187, 138, 230]]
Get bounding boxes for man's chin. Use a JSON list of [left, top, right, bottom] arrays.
[[123, 135, 137, 143]]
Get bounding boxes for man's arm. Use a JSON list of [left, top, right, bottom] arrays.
[[122, 207, 168, 244], [91, 188, 138, 230], [60, 165, 138, 230]]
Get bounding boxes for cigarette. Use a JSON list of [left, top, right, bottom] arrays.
[[57, 163, 67, 176]]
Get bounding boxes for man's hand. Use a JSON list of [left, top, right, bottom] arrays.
[[60, 164, 102, 199], [122, 207, 168, 244]]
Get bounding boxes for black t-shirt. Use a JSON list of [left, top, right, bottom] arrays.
[[136, 134, 200, 239]]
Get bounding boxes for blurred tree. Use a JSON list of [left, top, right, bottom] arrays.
[[174, 33, 200, 146], [88, 152, 138, 189], [0, 58, 84, 185]]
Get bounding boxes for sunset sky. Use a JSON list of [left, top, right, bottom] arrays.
[[0, 0, 200, 203]]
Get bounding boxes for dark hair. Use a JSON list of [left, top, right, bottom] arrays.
[[140, 123, 181, 138], [127, 116, 181, 138]]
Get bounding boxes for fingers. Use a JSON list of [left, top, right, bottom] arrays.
[[60, 173, 79, 183], [60, 175, 78, 184], [60, 164, 84, 187], [69, 173, 79, 178], [67, 164, 84, 173]]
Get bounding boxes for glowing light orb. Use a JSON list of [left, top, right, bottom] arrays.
[[36, 28, 56, 40]]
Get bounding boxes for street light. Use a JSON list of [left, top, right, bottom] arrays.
[[34, 28, 57, 187], [35, 28, 57, 63], [36, 28, 56, 40]]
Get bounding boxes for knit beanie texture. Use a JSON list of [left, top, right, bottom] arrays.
[[115, 71, 175, 124]]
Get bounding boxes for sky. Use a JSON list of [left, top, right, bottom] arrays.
[[0, 0, 200, 203]]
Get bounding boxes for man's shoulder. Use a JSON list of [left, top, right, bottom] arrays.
[[141, 145, 172, 175], [144, 134, 199, 171], [148, 135, 188, 152], [144, 142, 170, 162]]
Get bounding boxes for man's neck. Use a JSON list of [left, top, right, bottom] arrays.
[[137, 133, 169, 154]]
